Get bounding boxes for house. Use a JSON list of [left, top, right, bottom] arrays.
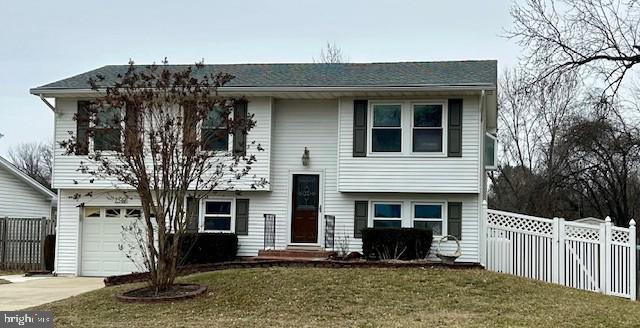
[[0, 155, 56, 220], [30, 60, 498, 276]]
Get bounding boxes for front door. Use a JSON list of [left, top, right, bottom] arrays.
[[291, 174, 320, 243]]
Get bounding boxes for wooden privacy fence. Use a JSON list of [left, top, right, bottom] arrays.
[[0, 217, 56, 271], [481, 208, 637, 300]]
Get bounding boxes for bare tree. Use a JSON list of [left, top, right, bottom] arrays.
[[60, 59, 266, 293], [489, 69, 580, 216], [8, 142, 53, 188], [508, 0, 640, 96], [313, 42, 346, 64]]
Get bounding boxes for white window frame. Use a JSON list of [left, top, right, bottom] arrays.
[[199, 107, 232, 154], [366, 100, 448, 157], [90, 106, 124, 153], [484, 132, 498, 170], [200, 198, 235, 233], [370, 201, 403, 228], [412, 202, 446, 236], [410, 102, 447, 156], [368, 102, 404, 154], [83, 206, 142, 219]]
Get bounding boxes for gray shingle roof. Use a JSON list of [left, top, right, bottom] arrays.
[[32, 60, 497, 91]]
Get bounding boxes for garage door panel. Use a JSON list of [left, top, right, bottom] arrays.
[[81, 217, 143, 277]]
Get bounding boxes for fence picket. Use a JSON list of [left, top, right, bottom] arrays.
[[0, 217, 55, 271], [485, 209, 637, 300]]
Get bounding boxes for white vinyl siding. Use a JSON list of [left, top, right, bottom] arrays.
[[0, 165, 53, 219], [338, 96, 481, 193], [51, 97, 272, 190]]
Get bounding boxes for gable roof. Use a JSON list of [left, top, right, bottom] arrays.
[[0, 156, 57, 203], [30, 60, 497, 93]]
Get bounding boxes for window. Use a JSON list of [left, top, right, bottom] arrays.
[[202, 200, 233, 232], [371, 104, 402, 152], [484, 133, 497, 170], [84, 207, 101, 218], [93, 107, 122, 151], [412, 104, 443, 152], [372, 202, 402, 228], [125, 208, 142, 218], [201, 107, 229, 151], [413, 203, 444, 235]]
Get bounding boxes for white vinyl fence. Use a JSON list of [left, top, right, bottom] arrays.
[[481, 207, 637, 300]]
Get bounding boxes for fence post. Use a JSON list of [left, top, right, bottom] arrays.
[[479, 201, 488, 267], [599, 220, 607, 293], [555, 218, 566, 285], [629, 219, 636, 301], [605, 216, 613, 295]]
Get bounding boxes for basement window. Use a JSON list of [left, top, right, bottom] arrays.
[[202, 199, 234, 232], [372, 202, 402, 228]]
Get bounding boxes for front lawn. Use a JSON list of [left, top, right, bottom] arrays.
[[34, 267, 640, 327]]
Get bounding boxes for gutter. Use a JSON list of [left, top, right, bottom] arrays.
[[30, 84, 497, 97]]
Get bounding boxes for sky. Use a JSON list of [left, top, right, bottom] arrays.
[[0, 0, 520, 156]]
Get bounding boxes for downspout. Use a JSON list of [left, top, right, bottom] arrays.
[[39, 94, 55, 112], [478, 90, 487, 267]]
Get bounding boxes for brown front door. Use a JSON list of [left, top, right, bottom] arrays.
[[291, 174, 320, 243]]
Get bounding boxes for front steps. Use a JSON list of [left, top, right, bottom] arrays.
[[256, 246, 336, 260]]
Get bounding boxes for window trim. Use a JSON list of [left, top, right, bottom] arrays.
[[200, 198, 235, 233], [410, 102, 447, 155], [90, 106, 124, 153], [484, 132, 498, 170], [412, 202, 447, 236], [366, 100, 448, 157], [199, 107, 232, 153], [370, 201, 403, 228], [82, 206, 142, 220], [368, 102, 404, 154]]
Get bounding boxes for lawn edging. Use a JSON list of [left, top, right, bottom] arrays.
[[103, 259, 482, 286]]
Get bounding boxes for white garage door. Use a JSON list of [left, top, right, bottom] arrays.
[[81, 207, 144, 277]]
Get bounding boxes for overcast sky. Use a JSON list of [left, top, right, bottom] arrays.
[[0, 0, 520, 156]]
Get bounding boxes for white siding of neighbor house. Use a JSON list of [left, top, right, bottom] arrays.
[[0, 165, 52, 219], [337, 96, 481, 193], [54, 97, 482, 275], [52, 97, 272, 190]]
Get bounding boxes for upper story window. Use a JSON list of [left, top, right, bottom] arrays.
[[202, 199, 234, 232], [484, 133, 497, 170], [412, 104, 444, 153], [368, 101, 447, 155], [371, 104, 402, 152], [93, 107, 122, 151], [372, 202, 402, 228], [201, 107, 229, 152], [413, 203, 445, 235]]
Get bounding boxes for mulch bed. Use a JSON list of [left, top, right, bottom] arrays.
[[116, 283, 208, 303], [104, 259, 482, 286]]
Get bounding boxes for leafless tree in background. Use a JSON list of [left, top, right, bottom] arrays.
[[507, 0, 640, 97], [314, 42, 346, 64], [8, 141, 53, 188]]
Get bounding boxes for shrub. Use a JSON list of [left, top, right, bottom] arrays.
[[44, 234, 56, 271], [170, 233, 238, 265], [361, 228, 433, 260]]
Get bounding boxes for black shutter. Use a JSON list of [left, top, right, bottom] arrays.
[[447, 202, 462, 240], [235, 199, 249, 236], [354, 201, 368, 238], [353, 100, 368, 157], [185, 197, 200, 233], [447, 99, 463, 157], [76, 101, 90, 155], [233, 100, 248, 156]]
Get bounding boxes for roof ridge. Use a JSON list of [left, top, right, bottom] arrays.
[[99, 59, 498, 67]]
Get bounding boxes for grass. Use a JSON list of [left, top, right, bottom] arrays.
[[34, 267, 640, 327]]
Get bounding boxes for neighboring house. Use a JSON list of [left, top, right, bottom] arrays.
[[30, 60, 498, 276], [0, 155, 56, 219]]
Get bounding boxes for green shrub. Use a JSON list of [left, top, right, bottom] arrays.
[[169, 233, 238, 265], [361, 228, 433, 260]]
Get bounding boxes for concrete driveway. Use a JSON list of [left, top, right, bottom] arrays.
[[0, 276, 104, 310]]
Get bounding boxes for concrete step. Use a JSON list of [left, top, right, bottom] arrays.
[[257, 249, 336, 259]]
